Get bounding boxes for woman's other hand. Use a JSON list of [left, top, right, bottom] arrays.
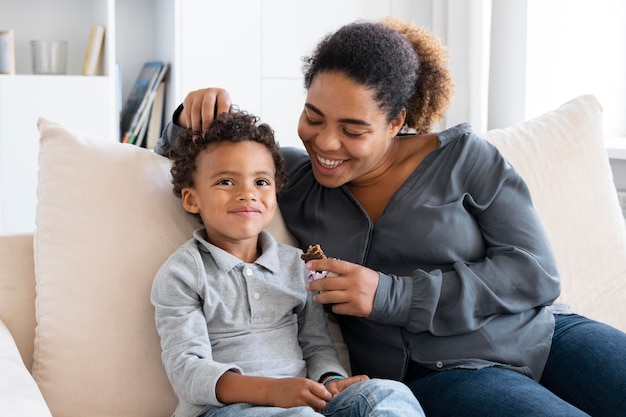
[[177, 88, 232, 131], [305, 258, 379, 317], [323, 375, 369, 398]]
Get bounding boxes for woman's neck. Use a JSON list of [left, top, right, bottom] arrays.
[[348, 133, 438, 222]]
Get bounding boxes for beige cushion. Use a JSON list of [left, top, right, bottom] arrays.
[[483, 95, 626, 331], [33, 118, 296, 417], [34, 119, 193, 416]]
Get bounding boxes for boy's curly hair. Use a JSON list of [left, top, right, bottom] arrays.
[[303, 18, 454, 134], [169, 110, 288, 203]]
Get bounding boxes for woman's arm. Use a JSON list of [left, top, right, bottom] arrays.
[[398, 139, 561, 334]]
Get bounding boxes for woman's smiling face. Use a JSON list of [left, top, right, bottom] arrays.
[[297, 71, 405, 188]]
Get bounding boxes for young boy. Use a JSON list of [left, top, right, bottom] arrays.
[[151, 111, 423, 417]]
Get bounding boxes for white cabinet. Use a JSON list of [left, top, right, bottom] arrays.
[[0, 0, 174, 234], [0, 0, 117, 134], [0, 0, 115, 234]]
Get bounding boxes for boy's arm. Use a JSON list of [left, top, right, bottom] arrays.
[[215, 371, 331, 410], [151, 247, 240, 407]]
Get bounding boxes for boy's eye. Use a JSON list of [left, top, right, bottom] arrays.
[[256, 179, 271, 186], [216, 179, 233, 186]]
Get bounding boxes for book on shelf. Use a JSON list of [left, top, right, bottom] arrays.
[[133, 81, 164, 149], [144, 81, 166, 149], [133, 109, 151, 148], [82, 24, 105, 76], [120, 61, 168, 144]]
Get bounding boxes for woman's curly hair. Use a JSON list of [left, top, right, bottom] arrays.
[[302, 17, 454, 134], [169, 110, 288, 206]]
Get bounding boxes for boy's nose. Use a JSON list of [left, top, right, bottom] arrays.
[[237, 187, 257, 201]]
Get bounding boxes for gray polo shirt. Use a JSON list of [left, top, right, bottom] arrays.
[[151, 229, 346, 417]]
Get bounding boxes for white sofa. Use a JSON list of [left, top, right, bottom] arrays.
[[1, 95, 625, 417]]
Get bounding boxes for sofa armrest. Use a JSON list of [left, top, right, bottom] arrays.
[[0, 319, 51, 417]]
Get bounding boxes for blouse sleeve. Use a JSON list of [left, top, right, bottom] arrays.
[[154, 104, 185, 157]]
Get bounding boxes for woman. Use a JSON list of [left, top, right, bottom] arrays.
[[156, 18, 626, 417]]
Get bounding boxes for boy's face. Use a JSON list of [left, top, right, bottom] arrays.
[[181, 141, 278, 249]]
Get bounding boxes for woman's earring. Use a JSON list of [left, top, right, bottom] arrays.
[[398, 123, 417, 136]]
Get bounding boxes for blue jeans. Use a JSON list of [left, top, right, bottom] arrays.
[[408, 314, 626, 417], [202, 378, 424, 417]]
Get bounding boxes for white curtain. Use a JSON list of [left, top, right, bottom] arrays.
[[429, 0, 529, 132], [430, 0, 490, 132]]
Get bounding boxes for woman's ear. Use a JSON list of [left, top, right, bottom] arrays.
[[389, 108, 407, 136], [181, 188, 200, 214]]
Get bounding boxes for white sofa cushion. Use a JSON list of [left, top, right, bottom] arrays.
[[483, 95, 626, 330]]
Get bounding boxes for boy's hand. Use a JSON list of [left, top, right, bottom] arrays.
[[217, 372, 331, 410], [323, 374, 369, 397], [267, 377, 333, 411]]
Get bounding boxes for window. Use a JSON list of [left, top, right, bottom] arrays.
[[525, 0, 626, 138]]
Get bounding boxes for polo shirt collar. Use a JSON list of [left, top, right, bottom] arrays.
[[192, 228, 281, 274]]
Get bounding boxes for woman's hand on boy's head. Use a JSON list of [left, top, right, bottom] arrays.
[[179, 88, 232, 132], [305, 259, 379, 317]]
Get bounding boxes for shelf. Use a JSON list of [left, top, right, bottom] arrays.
[[0, 0, 178, 234], [0, 0, 110, 76]]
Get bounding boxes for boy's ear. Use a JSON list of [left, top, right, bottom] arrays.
[[181, 188, 200, 214]]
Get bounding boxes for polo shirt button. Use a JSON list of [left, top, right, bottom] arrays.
[[436, 361, 443, 369], [254, 292, 260, 300], [244, 268, 253, 276]]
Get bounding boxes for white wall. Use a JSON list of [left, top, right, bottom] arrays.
[[175, 0, 433, 148]]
